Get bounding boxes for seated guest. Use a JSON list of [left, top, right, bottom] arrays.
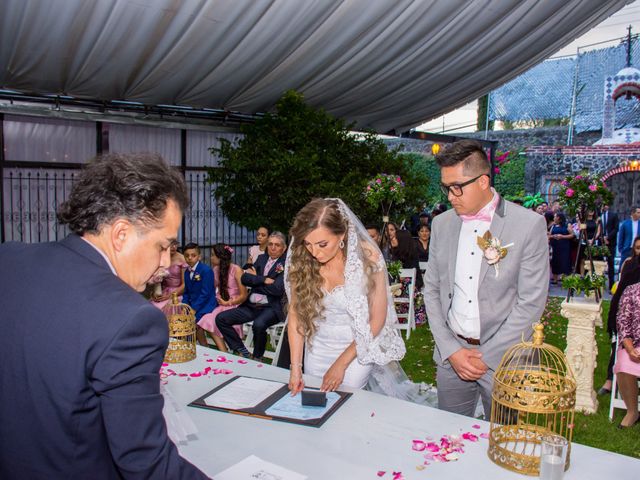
[[391, 229, 423, 290], [198, 244, 248, 352], [216, 232, 287, 360], [0, 153, 207, 478], [415, 224, 430, 263], [614, 280, 640, 428], [599, 236, 640, 396], [150, 241, 187, 310], [183, 243, 217, 346], [246, 225, 270, 266], [366, 223, 389, 260]]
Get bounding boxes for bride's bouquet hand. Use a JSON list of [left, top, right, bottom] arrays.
[[289, 367, 304, 396]]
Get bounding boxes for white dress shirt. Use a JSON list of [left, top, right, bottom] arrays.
[[447, 193, 498, 339], [633, 220, 639, 242]]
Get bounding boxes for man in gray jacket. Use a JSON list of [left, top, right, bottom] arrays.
[[424, 140, 549, 419]]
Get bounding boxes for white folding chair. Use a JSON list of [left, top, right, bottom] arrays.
[[393, 268, 416, 339], [244, 318, 288, 365], [608, 335, 640, 421]]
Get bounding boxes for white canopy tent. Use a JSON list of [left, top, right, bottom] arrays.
[[0, 0, 631, 133]]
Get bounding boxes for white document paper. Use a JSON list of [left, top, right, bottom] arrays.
[[265, 391, 340, 420], [203, 377, 283, 410], [215, 455, 307, 480]]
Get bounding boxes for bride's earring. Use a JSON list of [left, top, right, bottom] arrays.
[[339, 239, 345, 249]]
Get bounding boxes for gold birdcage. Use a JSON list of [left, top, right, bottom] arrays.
[[488, 323, 576, 476], [161, 293, 197, 363]]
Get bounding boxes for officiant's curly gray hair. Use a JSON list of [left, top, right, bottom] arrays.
[[57, 153, 189, 234], [288, 198, 377, 340]]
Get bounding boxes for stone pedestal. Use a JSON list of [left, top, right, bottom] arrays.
[[590, 260, 607, 276], [561, 297, 601, 414]]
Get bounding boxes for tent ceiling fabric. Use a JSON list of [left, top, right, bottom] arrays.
[[0, 0, 631, 133]]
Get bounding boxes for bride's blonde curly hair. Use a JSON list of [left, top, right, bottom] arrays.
[[289, 198, 376, 340]]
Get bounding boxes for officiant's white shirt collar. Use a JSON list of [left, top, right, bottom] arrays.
[[81, 236, 117, 275]]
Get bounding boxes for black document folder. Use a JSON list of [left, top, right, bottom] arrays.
[[188, 375, 352, 428]]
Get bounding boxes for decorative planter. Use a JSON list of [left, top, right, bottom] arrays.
[[590, 260, 607, 276], [560, 297, 601, 414]]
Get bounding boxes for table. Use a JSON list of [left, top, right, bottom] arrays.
[[165, 347, 639, 479]]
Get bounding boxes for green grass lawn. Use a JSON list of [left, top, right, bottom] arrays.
[[400, 298, 640, 459]]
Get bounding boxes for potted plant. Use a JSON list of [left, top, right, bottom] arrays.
[[364, 173, 406, 248], [561, 273, 606, 302], [557, 172, 613, 301], [386, 260, 403, 296]]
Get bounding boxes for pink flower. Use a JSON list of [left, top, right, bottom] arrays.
[[376, 178, 382, 184], [484, 246, 501, 265], [589, 184, 597, 191], [561, 180, 569, 186], [494, 167, 501, 174], [575, 175, 583, 180], [565, 188, 574, 197], [396, 176, 402, 182]]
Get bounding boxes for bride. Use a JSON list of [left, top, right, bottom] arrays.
[[286, 198, 433, 404]]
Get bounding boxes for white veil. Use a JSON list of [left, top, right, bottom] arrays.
[[284, 198, 437, 406]]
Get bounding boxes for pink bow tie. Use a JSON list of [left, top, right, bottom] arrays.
[[460, 211, 492, 223], [460, 194, 499, 223]]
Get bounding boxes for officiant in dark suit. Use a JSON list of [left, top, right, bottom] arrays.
[[600, 204, 619, 288], [0, 153, 208, 479], [217, 231, 287, 360]]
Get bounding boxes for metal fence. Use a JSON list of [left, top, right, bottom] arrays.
[[2, 167, 255, 265]]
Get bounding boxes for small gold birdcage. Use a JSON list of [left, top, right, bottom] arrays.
[[161, 293, 196, 363], [488, 323, 576, 476]]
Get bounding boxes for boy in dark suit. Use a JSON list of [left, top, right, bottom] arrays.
[[183, 243, 217, 346]]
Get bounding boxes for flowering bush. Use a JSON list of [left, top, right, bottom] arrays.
[[364, 173, 405, 208], [557, 172, 613, 217]]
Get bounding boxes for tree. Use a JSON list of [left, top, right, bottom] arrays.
[[208, 90, 427, 232]]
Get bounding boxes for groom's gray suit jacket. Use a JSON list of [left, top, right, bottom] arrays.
[[424, 197, 549, 370]]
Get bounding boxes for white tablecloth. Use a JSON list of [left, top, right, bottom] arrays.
[[164, 347, 639, 479]]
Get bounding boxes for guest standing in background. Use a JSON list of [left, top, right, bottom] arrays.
[[183, 243, 217, 346], [415, 224, 430, 263], [150, 242, 187, 310], [247, 226, 270, 266], [549, 213, 574, 284], [598, 236, 640, 397], [576, 210, 601, 274], [601, 204, 619, 289], [197, 244, 248, 352], [618, 206, 640, 267], [391, 229, 423, 290]]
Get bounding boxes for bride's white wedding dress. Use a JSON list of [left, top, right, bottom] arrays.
[[304, 285, 372, 388]]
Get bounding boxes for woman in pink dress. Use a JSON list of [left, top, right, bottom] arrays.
[[198, 243, 248, 351], [150, 243, 187, 310], [614, 280, 640, 428]]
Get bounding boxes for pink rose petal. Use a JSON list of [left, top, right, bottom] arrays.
[[189, 372, 201, 377], [480, 433, 489, 439], [425, 442, 440, 452], [412, 440, 426, 451], [257, 364, 263, 368], [392, 472, 404, 480], [238, 359, 248, 364], [462, 432, 479, 442], [206, 359, 214, 362], [376, 472, 385, 477], [178, 373, 188, 377], [162, 363, 169, 367], [472, 424, 481, 429]]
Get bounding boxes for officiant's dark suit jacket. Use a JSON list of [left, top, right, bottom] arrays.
[[0, 234, 208, 479]]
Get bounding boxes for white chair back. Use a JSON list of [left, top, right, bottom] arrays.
[[393, 268, 416, 339]]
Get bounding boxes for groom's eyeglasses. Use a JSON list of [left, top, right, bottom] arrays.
[[440, 174, 487, 197]]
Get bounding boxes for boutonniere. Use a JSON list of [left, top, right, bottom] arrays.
[[476, 231, 513, 277], [274, 263, 284, 274], [193, 273, 201, 281]]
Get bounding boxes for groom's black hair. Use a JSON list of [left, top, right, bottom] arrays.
[[435, 139, 490, 176]]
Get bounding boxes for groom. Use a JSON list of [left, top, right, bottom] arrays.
[[424, 140, 549, 419]]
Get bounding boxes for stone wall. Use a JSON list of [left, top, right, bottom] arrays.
[[383, 127, 602, 155]]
